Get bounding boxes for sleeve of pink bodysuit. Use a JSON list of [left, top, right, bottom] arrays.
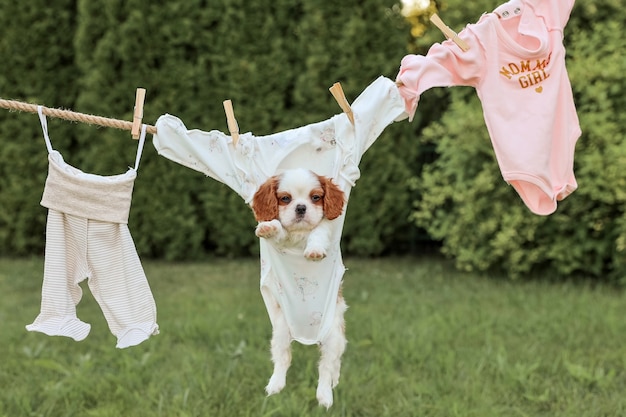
[[395, 25, 486, 121], [528, 0, 575, 30]]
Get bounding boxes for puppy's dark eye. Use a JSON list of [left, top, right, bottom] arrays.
[[311, 194, 322, 202], [280, 196, 292, 204]]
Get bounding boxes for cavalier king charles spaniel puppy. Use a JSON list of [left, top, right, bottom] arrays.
[[252, 168, 345, 259], [251, 168, 347, 408]]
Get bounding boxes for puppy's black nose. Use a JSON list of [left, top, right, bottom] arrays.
[[296, 204, 306, 215]]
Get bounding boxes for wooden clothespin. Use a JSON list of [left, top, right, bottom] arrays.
[[430, 14, 470, 52], [329, 82, 354, 125], [131, 88, 146, 140], [223, 99, 240, 145]]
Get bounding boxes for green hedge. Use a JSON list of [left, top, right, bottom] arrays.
[[0, 1, 78, 256], [0, 0, 422, 259]]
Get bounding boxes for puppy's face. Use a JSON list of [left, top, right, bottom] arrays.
[[252, 169, 345, 232]]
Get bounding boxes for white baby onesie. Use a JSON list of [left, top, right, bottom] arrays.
[[153, 76, 406, 344], [26, 107, 159, 348]]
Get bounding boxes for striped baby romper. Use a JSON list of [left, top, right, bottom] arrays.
[[26, 107, 159, 348]]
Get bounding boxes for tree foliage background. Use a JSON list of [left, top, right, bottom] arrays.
[[1, 0, 624, 281]]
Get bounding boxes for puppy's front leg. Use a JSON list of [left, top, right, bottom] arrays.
[[256, 220, 287, 242], [304, 219, 333, 260]]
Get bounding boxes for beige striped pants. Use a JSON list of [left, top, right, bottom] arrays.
[[26, 210, 159, 348]]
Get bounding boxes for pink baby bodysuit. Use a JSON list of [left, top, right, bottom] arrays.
[[397, 0, 581, 215]]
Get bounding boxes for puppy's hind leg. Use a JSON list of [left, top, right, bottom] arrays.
[[265, 306, 292, 396], [316, 296, 348, 409]]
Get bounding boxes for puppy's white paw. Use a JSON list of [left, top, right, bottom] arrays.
[[316, 384, 334, 409], [256, 220, 280, 239], [265, 373, 286, 396], [304, 246, 327, 261]]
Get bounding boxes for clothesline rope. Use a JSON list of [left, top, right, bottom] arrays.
[[0, 98, 157, 135], [1, 81, 355, 139]]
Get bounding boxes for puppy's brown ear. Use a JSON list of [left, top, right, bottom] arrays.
[[252, 176, 280, 221], [319, 176, 345, 220]]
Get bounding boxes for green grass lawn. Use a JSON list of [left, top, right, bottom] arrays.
[[1, 256, 626, 417]]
